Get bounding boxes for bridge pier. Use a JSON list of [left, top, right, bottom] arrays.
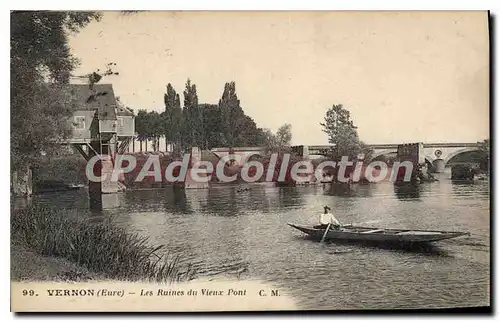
[[11, 165, 33, 197], [73, 139, 125, 211], [185, 147, 210, 189], [291, 145, 310, 159], [432, 159, 445, 173], [302, 145, 310, 160], [88, 141, 103, 211]]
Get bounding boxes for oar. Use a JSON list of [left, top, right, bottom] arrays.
[[320, 223, 331, 243]]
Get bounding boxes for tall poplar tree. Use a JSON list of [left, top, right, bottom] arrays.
[[164, 83, 182, 152], [218, 82, 243, 147], [183, 79, 202, 148]]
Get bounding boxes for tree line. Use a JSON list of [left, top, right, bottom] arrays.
[[134, 80, 293, 153]]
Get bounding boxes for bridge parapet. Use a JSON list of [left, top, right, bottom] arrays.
[[208, 142, 483, 172]]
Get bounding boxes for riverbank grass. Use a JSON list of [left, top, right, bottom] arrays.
[[11, 206, 194, 283]]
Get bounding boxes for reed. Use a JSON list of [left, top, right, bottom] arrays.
[[11, 206, 195, 283]]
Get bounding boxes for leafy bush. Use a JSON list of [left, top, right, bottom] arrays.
[[33, 154, 88, 185]]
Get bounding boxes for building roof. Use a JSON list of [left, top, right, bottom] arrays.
[[70, 84, 117, 121], [116, 97, 135, 116], [117, 105, 135, 116]]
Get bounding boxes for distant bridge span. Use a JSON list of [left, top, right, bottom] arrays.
[[305, 142, 483, 172], [306, 142, 478, 153], [211, 142, 484, 173]]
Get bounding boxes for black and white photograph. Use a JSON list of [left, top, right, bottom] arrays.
[[9, 10, 490, 312]]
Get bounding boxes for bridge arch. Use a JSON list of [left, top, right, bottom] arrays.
[[432, 158, 445, 172], [368, 150, 433, 167], [424, 157, 434, 168], [368, 150, 397, 162], [443, 147, 484, 167]]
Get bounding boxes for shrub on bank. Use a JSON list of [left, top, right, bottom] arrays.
[[33, 154, 88, 185], [11, 206, 195, 283]]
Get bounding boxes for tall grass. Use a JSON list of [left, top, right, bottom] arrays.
[[11, 206, 195, 283]]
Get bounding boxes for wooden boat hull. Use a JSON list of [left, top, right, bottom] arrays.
[[288, 223, 470, 244]]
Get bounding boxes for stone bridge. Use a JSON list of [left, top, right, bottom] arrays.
[[298, 142, 484, 173], [211, 142, 484, 173]]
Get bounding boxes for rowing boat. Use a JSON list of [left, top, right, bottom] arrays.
[[287, 223, 470, 244]]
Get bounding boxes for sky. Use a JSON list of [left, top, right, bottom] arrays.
[[68, 11, 490, 145]]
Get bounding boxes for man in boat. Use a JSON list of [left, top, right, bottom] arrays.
[[315, 206, 342, 230]]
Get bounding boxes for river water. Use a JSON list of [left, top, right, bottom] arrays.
[[29, 171, 490, 310]]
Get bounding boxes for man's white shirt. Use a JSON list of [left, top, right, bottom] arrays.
[[319, 213, 341, 226]]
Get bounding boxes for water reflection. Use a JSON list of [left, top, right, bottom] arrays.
[[393, 183, 421, 200], [164, 186, 189, 213], [121, 187, 190, 214], [321, 182, 380, 199], [348, 183, 376, 198], [30, 189, 90, 210], [322, 183, 353, 197], [316, 237, 453, 257], [12, 196, 33, 209], [206, 187, 240, 215], [450, 180, 490, 200], [102, 193, 125, 210], [277, 186, 305, 209], [21, 180, 490, 310]]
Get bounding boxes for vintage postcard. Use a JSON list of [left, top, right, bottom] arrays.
[[10, 10, 490, 312]]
